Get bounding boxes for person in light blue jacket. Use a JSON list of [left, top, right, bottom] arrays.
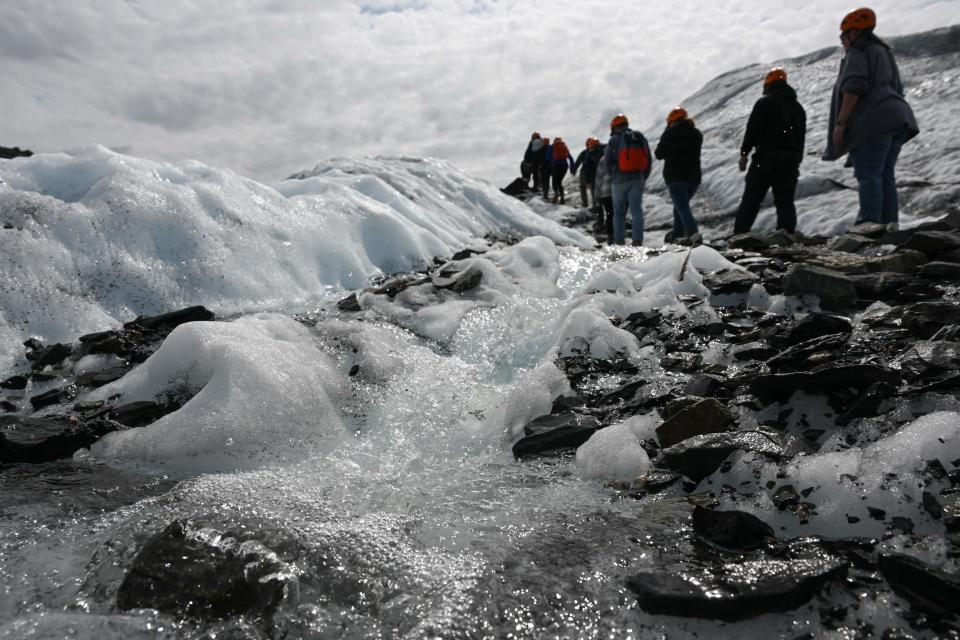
[[603, 113, 653, 245]]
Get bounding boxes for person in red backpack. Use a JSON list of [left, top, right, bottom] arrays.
[[549, 137, 576, 204], [603, 114, 653, 245]]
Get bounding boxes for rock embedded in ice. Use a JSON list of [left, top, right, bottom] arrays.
[[655, 398, 734, 448], [662, 428, 804, 482], [691, 505, 775, 550], [0, 414, 123, 463], [877, 553, 960, 619], [512, 412, 599, 459]]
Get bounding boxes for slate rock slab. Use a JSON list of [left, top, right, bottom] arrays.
[[0, 415, 124, 463], [513, 412, 600, 458], [627, 554, 847, 621], [878, 553, 960, 619], [917, 261, 960, 280], [656, 398, 734, 448], [123, 305, 215, 334], [662, 429, 801, 482], [782, 264, 857, 311], [702, 269, 759, 295], [431, 264, 483, 292], [901, 302, 960, 338], [750, 364, 901, 404], [117, 518, 296, 620], [771, 313, 853, 348], [691, 506, 775, 550]]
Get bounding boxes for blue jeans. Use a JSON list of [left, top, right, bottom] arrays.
[[851, 132, 904, 224], [667, 181, 699, 237], [611, 178, 645, 245]]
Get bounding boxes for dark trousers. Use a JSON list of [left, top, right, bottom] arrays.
[[521, 161, 533, 187], [551, 166, 568, 203], [580, 179, 594, 208], [734, 155, 800, 234], [541, 166, 552, 198], [600, 196, 614, 243]]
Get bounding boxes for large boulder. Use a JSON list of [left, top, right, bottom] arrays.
[[782, 264, 857, 310], [749, 364, 901, 404], [512, 412, 600, 458], [691, 506, 775, 550], [661, 429, 803, 482], [0, 415, 124, 463], [655, 398, 734, 448]]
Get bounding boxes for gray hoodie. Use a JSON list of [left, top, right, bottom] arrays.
[[823, 35, 919, 161]]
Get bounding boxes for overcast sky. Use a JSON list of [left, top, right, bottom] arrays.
[[2, 1, 956, 186]]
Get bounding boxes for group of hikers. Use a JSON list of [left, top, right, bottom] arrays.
[[518, 7, 919, 246]]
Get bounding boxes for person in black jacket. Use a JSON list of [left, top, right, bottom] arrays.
[[655, 108, 703, 244], [734, 67, 807, 234], [521, 132, 543, 190], [573, 138, 604, 209]]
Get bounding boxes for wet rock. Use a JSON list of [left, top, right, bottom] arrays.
[[117, 518, 296, 619], [110, 401, 178, 428], [782, 264, 857, 311], [77, 330, 126, 356], [336, 293, 361, 312], [750, 364, 901, 404], [1, 399, 17, 412], [702, 269, 759, 295], [662, 429, 802, 482], [627, 553, 847, 621], [431, 264, 483, 292], [732, 345, 779, 361], [773, 485, 800, 510], [660, 352, 703, 374], [849, 272, 915, 299], [0, 415, 124, 463], [848, 223, 888, 239], [684, 374, 726, 398], [829, 233, 875, 253], [28, 342, 73, 370], [900, 230, 960, 257], [634, 469, 682, 494], [123, 305, 215, 335], [691, 506, 775, 550], [29, 385, 75, 410], [727, 233, 770, 251], [878, 553, 960, 619], [512, 412, 600, 458], [765, 333, 848, 372], [76, 366, 130, 388], [371, 274, 429, 297], [894, 340, 960, 381], [656, 398, 734, 448], [901, 302, 960, 338], [770, 313, 852, 348], [836, 382, 895, 425], [0, 373, 28, 390], [865, 249, 928, 274], [917, 261, 960, 280]]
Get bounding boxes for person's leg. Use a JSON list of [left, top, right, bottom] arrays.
[[521, 162, 531, 187], [668, 181, 698, 236], [557, 167, 567, 203], [580, 179, 589, 207], [733, 162, 770, 234], [880, 134, 904, 225], [770, 162, 799, 233], [851, 134, 893, 224], [611, 183, 628, 245], [627, 180, 645, 245], [602, 196, 614, 243], [542, 168, 550, 199]]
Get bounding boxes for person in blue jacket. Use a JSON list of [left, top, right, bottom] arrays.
[[574, 137, 604, 209], [549, 137, 576, 204], [603, 114, 653, 245]]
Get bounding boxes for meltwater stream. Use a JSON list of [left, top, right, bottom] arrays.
[[1, 244, 733, 639]]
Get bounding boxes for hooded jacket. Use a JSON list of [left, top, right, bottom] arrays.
[[740, 81, 806, 164], [603, 126, 653, 185], [823, 35, 919, 160], [654, 120, 702, 185]]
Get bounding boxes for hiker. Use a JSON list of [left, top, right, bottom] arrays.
[[539, 138, 553, 200], [594, 146, 614, 243], [574, 137, 604, 208], [823, 7, 919, 228], [549, 137, 576, 204], [603, 114, 653, 245], [654, 108, 703, 245], [733, 67, 807, 235], [521, 132, 543, 190]]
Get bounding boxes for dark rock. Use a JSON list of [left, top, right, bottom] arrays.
[[29, 386, 75, 410], [595, 379, 646, 405], [635, 469, 681, 493], [732, 346, 779, 361], [123, 306, 215, 334], [513, 412, 599, 458], [77, 331, 125, 356], [662, 429, 803, 482], [23, 338, 43, 352], [878, 553, 960, 619], [656, 398, 734, 448], [728, 233, 770, 251], [901, 302, 960, 338], [371, 274, 429, 297], [895, 340, 960, 381], [917, 261, 960, 280], [900, 230, 960, 257], [76, 366, 129, 388], [116, 518, 295, 619], [0, 415, 124, 463], [1, 399, 17, 412], [337, 293, 361, 312], [691, 505, 775, 550], [829, 233, 876, 253], [0, 146, 33, 159], [849, 272, 914, 299], [684, 374, 726, 398], [28, 342, 73, 370], [1, 373, 28, 390], [110, 401, 177, 428], [660, 352, 703, 373], [773, 485, 800, 510], [782, 264, 857, 311], [865, 249, 928, 274], [849, 223, 888, 239], [836, 382, 895, 425], [627, 553, 847, 621], [765, 333, 847, 372], [771, 313, 853, 348], [431, 264, 483, 292], [703, 269, 759, 295], [750, 364, 901, 404]]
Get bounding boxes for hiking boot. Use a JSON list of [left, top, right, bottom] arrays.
[[689, 232, 702, 246], [886, 222, 899, 232]]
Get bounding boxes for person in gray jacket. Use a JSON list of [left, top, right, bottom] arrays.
[[823, 7, 919, 227]]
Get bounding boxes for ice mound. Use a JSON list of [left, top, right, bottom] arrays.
[[85, 314, 348, 472], [576, 418, 655, 483]]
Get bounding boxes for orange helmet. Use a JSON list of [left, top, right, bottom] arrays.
[[764, 67, 787, 86], [840, 7, 876, 31], [667, 107, 688, 124], [586, 137, 600, 149], [610, 114, 629, 130]]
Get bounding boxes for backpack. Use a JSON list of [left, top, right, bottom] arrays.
[[552, 139, 569, 161], [617, 130, 649, 173]]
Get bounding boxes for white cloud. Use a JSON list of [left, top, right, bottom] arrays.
[[1, 0, 955, 186]]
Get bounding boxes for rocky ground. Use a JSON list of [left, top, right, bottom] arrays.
[[3, 202, 960, 637]]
